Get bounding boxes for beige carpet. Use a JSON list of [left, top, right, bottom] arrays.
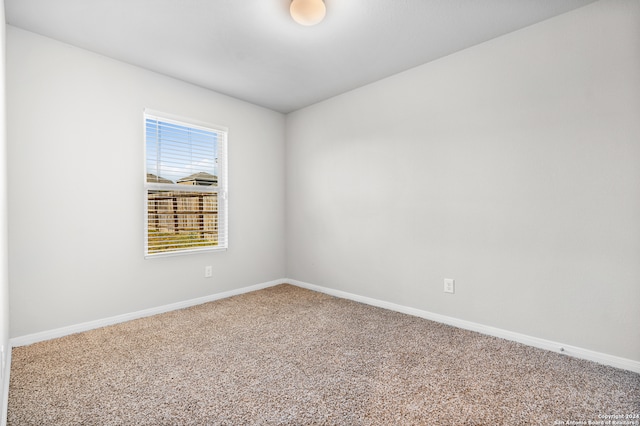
[[8, 284, 640, 425]]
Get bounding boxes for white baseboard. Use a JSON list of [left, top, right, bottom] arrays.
[[4, 279, 285, 426], [10, 279, 286, 348], [287, 278, 640, 374], [8, 277, 640, 375], [1, 346, 10, 426], [2, 277, 637, 426]]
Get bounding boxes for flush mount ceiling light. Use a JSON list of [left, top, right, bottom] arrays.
[[290, 0, 326, 26]]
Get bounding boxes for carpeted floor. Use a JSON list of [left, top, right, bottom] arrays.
[[8, 284, 640, 425]]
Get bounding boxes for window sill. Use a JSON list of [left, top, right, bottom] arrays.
[[145, 246, 227, 259]]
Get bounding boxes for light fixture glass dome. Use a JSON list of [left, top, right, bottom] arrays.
[[290, 0, 326, 26]]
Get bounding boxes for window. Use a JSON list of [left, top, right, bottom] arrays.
[[144, 110, 227, 257]]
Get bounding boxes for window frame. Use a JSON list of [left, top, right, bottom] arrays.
[[143, 109, 228, 258]]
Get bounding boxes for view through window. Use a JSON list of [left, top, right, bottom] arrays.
[[144, 111, 228, 256]]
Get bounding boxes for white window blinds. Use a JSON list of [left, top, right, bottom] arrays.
[[144, 110, 228, 257]]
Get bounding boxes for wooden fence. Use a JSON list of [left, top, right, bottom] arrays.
[[147, 191, 219, 242]]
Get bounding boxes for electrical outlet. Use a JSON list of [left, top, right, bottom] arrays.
[[204, 266, 213, 278], [444, 278, 455, 294]]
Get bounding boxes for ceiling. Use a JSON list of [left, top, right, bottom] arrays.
[[5, 0, 596, 113]]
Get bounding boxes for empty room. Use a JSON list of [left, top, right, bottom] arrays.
[[0, 0, 639, 424]]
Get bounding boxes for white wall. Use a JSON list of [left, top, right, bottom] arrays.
[[7, 27, 286, 337], [5, 0, 639, 365], [285, 0, 640, 361], [0, 0, 9, 417]]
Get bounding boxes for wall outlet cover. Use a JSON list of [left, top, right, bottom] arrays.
[[444, 278, 455, 294]]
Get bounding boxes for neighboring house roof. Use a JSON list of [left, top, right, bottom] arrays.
[[146, 173, 174, 184], [177, 172, 218, 186]]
